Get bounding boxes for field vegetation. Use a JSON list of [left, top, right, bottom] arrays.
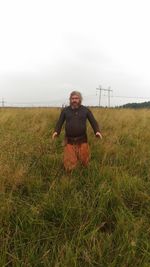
[[0, 107, 150, 267]]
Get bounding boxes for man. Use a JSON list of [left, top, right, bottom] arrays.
[[52, 91, 102, 171]]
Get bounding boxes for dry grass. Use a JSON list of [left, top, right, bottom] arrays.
[[0, 107, 150, 267]]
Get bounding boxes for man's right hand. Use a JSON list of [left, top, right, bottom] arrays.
[[52, 132, 58, 140], [96, 132, 103, 139]]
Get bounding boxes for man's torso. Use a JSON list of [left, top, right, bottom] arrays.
[[64, 105, 88, 143]]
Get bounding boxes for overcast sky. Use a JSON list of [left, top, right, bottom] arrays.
[[0, 0, 150, 107]]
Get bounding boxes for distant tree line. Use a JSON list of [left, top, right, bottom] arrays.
[[120, 101, 150, 109]]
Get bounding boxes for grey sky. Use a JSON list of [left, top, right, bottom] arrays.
[[0, 0, 150, 107]]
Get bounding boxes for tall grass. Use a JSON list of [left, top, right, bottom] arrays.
[[0, 107, 150, 266]]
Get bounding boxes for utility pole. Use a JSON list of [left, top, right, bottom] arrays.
[[107, 87, 112, 107], [96, 86, 113, 107], [1, 98, 6, 107], [96, 85, 102, 107]]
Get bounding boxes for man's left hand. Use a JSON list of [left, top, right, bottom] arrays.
[[95, 132, 102, 139]]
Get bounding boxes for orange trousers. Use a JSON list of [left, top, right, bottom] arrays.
[[63, 142, 90, 171]]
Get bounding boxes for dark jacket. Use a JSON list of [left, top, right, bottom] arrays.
[[54, 105, 100, 144]]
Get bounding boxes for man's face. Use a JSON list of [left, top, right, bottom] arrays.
[[70, 95, 81, 108]]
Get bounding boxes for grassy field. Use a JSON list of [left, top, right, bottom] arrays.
[[0, 107, 150, 267]]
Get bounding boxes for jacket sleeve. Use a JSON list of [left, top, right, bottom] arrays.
[[87, 108, 100, 134], [54, 109, 66, 135]]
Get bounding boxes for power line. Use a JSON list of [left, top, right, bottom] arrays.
[[7, 97, 68, 105], [111, 95, 150, 100], [84, 93, 150, 100], [2, 93, 150, 108]]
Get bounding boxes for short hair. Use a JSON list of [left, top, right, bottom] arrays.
[[69, 91, 83, 102]]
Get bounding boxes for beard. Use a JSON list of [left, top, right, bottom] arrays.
[[70, 101, 80, 109]]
